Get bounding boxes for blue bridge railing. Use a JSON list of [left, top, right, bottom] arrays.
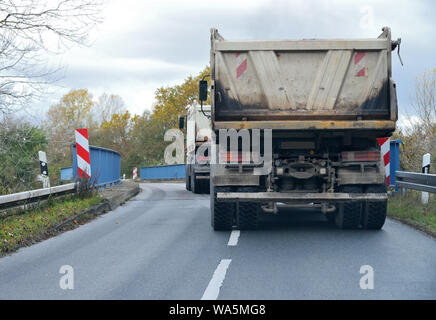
[[390, 139, 401, 191], [140, 164, 186, 180], [60, 166, 73, 182], [72, 144, 121, 187]]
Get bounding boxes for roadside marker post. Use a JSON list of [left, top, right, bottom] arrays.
[[37, 150, 50, 188], [422, 153, 431, 205], [133, 167, 138, 180], [75, 128, 91, 178], [377, 137, 390, 186]]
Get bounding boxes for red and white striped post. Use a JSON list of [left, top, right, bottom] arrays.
[[235, 52, 248, 79], [133, 167, 138, 180], [75, 128, 91, 178], [377, 137, 390, 186]]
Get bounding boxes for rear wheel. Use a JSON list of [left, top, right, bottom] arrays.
[[238, 202, 260, 230], [211, 186, 235, 231], [334, 185, 363, 229], [191, 172, 201, 194], [202, 178, 210, 194], [362, 184, 387, 230], [325, 212, 335, 223], [185, 166, 191, 191], [237, 187, 260, 230]]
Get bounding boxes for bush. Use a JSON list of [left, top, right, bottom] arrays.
[[77, 176, 97, 199]]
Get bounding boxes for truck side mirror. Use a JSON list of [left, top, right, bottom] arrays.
[[178, 116, 185, 129], [199, 80, 208, 101]]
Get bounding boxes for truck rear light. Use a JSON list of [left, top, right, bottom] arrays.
[[341, 151, 380, 162], [219, 151, 253, 163]]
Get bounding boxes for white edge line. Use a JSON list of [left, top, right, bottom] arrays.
[[227, 230, 240, 246], [201, 259, 232, 300]]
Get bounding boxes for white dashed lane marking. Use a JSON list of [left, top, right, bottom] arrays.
[[227, 230, 240, 246], [201, 259, 232, 300]]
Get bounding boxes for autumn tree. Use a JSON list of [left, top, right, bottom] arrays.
[[128, 111, 168, 167], [152, 66, 210, 128], [396, 69, 436, 172], [94, 93, 126, 125], [96, 110, 132, 155], [117, 65, 211, 167], [44, 89, 96, 176]]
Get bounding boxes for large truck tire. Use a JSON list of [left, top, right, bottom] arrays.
[[185, 166, 191, 191], [211, 186, 235, 231], [325, 212, 335, 223], [237, 187, 260, 230], [334, 185, 363, 229], [202, 179, 210, 194], [362, 184, 387, 230], [191, 172, 201, 194], [238, 202, 260, 230]]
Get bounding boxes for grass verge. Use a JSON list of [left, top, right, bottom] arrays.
[[0, 194, 101, 256], [388, 190, 436, 238]]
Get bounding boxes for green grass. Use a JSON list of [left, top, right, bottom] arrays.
[[388, 190, 436, 236], [0, 195, 101, 255]]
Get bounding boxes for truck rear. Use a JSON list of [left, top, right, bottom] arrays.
[[206, 27, 398, 230]]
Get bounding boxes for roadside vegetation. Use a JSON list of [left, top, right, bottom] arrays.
[[392, 69, 436, 173], [387, 69, 435, 236], [0, 194, 101, 255], [388, 191, 436, 237]]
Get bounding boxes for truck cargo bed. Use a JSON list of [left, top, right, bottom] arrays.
[[211, 27, 397, 132]]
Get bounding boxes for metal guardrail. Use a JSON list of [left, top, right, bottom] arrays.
[[0, 178, 120, 213], [0, 183, 76, 210], [396, 171, 436, 193]]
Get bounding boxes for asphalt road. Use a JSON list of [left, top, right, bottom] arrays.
[[0, 182, 435, 299]]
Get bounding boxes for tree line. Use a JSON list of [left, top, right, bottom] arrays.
[[392, 69, 436, 173], [1, 67, 435, 195]]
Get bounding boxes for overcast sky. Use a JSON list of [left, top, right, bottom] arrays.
[[30, 0, 436, 125]]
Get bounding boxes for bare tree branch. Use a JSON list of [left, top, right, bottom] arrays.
[[0, 0, 104, 118]]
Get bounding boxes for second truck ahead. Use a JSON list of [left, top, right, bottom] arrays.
[[202, 27, 399, 231], [183, 103, 212, 194]]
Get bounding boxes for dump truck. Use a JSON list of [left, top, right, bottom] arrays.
[[201, 27, 399, 231], [182, 103, 212, 194]]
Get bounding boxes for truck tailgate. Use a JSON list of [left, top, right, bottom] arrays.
[[211, 28, 396, 126]]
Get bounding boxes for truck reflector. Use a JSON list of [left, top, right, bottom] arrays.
[[219, 151, 259, 163], [341, 151, 380, 162]]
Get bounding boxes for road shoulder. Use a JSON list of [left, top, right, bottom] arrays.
[[0, 181, 140, 257]]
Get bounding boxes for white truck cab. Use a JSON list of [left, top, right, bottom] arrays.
[[184, 103, 211, 193]]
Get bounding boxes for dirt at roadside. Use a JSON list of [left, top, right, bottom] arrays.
[[98, 180, 140, 210]]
